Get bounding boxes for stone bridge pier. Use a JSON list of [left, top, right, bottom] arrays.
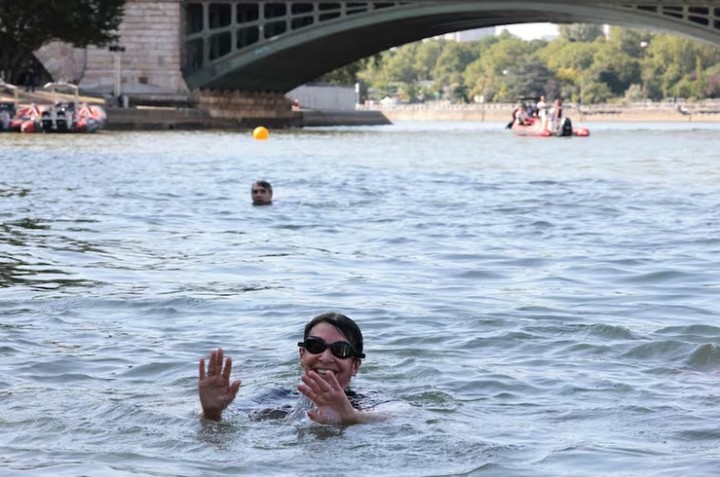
[[34, 0, 293, 124], [37, 0, 188, 101]]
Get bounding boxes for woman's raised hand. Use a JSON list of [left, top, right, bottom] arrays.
[[297, 370, 363, 425], [198, 348, 241, 421]]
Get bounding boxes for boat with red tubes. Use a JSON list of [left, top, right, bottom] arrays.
[[0, 80, 106, 133], [511, 116, 589, 137], [37, 82, 106, 133]]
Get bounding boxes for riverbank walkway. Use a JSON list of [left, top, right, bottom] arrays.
[[361, 101, 720, 122]]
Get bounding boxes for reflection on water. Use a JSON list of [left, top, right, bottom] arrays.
[[0, 217, 104, 289], [1, 123, 720, 476], [0, 184, 29, 197]]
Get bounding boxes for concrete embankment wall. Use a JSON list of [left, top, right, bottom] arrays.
[[104, 106, 391, 130], [78, 100, 720, 129], [301, 110, 390, 126], [105, 105, 296, 130], [365, 104, 720, 123], [104, 106, 236, 130], [104, 103, 717, 130], [379, 107, 507, 122]]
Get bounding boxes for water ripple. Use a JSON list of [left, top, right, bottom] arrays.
[[1, 125, 720, 475]]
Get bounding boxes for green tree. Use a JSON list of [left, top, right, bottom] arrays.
[[356, 25, 720, 104], [537, 38, 597, 72], [693, 56, 706, 99], [433, 40, 482, 95], [357, 53, 387, 97], [704, 65, 720, 98], [537, 38, 599, 101], [623, 83, 644, 102], [355, 45, 413, 99], [581, 79, 613, 103], [644, 34, 720, 100], [399, 82, 420, 103], [606, 27, 653, 58], [591, 44, 640, 96], [505, 59, 553, 100], [382, 43, 422, 84], [414, 40, 443, 81], [464, 35, 541, 101], [0, 0, 126, 83], [558, 23, 605, 42], [317, 57, 378, 85]]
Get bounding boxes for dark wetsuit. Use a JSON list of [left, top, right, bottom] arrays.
[[235, 388, 388, 421]]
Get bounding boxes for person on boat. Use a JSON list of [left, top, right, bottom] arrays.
[[549, 98, 563, 132], [506, 105, 516, 129], [0, 103, 13, 131], [513, 102, 530, 126], [506, 102, 529, 129], [198, 312, 385, 425], [251, 180, 273, 205], [525, 101, 537, 118], [536, 95, 548, 130]]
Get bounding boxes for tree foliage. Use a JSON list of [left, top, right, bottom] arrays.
[[643, 35, 720, 99], [507, 59, 554, 100], [344, 24, 720, 105], [558, 23, 605, 42], [316, 57, 378, 85], [0, 0, 125, 83], [463, 36, 540, 101]]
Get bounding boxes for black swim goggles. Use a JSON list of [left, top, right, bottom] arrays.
[[298, 337, 365, 359]]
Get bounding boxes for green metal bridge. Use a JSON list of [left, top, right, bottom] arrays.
[[181, 1, 720, 93]]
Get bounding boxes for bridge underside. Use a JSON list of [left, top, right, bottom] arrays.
[[181, 1, 720, 93]]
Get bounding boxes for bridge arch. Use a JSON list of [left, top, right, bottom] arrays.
[[182, 1, 720, 93]]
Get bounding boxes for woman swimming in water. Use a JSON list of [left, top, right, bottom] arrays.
[[198, 312, 384, 425]]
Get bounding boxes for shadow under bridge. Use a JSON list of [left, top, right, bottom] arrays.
[[182, 1, 720, 94]]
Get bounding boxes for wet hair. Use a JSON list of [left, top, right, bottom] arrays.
[[253, 180, 272, 195], [304, 312, 364, 358]]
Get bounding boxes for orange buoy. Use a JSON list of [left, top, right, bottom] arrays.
[[253, 126, 269, 140]]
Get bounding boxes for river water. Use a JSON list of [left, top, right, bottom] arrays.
[[1, 121, 719, 476]]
